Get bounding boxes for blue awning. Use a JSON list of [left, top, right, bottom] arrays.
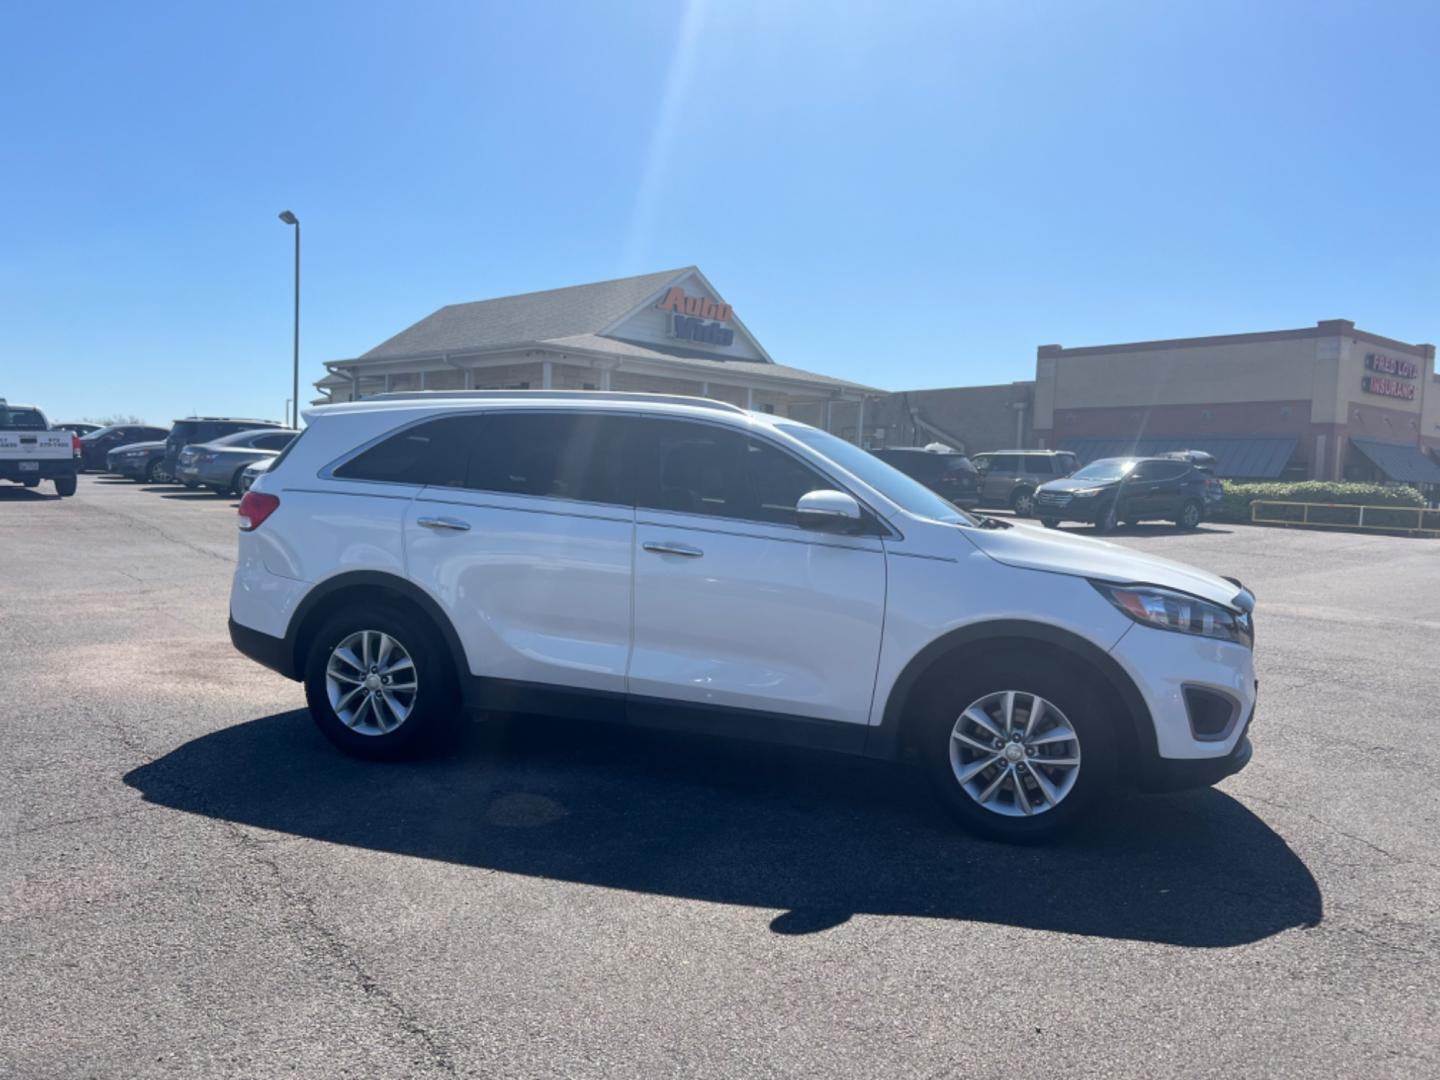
[[1349, 438, 1440, 484], [1058, 436, 1298, 479]]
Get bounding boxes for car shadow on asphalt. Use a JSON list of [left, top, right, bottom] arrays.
[[124, 710, 1321, 945], [0, 486, 60, 500]]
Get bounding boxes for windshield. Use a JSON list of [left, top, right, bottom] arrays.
[[777, 424, 979, 525], [1070, 459, 1136, 482]]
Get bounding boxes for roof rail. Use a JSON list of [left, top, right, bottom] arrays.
[[359, 389, 749, 414]]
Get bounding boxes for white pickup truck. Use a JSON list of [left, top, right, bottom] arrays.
[[0, 399, 78, 496]]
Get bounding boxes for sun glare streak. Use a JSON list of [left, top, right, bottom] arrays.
[[620, 0, 708, 272]]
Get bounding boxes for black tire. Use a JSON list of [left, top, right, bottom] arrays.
[[206, 485, 228, 496], [917, 653, 1118, 843], [22, 478, 39, 488], [1010, 488, 1036, 518], [1175, 499, 1203, 530], [1040, 517, 1060, 529], [303, 604, 461, 760], [54, 475, 77, 497]]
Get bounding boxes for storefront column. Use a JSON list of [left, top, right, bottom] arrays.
[[856, 396, 867, 447], [746, 388, 754, 410], [542, 361, 553, 389]]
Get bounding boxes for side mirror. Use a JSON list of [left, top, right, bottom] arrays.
[[796, 489, 864, 533]]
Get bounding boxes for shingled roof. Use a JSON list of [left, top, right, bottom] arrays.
[[360, 268, 691, 360]]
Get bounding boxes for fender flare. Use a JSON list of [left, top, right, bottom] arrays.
[[282, 570, 475, 706], [863, 620, 1155, 764]]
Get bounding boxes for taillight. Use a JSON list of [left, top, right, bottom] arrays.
[[72, 434, 82, 457], [237, 491, 280, 531]]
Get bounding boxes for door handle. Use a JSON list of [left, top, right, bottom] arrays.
[[642, 540, 704, 558], [416, 516, 471, 532]]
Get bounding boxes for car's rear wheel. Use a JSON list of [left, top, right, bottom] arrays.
[[146, 460, 168, 484], [54, 475, 77, 497], [1011, 489, 1036, 517], [303, 605, 460, 759], [919, 656, 1117, 842], [1039, 516, 1060, 529], [1175, 499, 1203, 530]]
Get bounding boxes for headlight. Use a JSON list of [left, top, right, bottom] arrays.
[[1092, 582, 1252, 646], [1071, 487, 1104, 498]]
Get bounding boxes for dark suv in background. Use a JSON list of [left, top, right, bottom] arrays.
[[78, 424, 170, 471], [1034, 456, 1211, 531], [163, 417, 285, 483], [970, 450, 1079, 516], [870, 446, 980, 508]]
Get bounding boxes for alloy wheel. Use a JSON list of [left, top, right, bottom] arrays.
[[325, 630, 419, 736], [948, 690, 1081, 817], [1181, 502, 1201, 528], [1013, 491, 1036, 516]]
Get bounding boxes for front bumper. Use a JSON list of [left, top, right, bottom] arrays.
[[1108, 620, 1257, 790], [1035, 493, 1104, 522]]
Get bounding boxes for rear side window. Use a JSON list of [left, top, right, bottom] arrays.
[[464, 413, 628, 504], [987, 454, 1020, 473], [253, 433, 295, 451], [334, 416, 474, 486], [1133, 461, 1188, 481], [1023, 457, 1053, 475]]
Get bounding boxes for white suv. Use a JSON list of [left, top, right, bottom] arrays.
[[229, 392, 1256, 841]]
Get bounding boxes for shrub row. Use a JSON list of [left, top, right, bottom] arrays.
[[1212, 481, 1428, 525]]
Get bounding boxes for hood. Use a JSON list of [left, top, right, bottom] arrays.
[[965, 520, 1244, 609]]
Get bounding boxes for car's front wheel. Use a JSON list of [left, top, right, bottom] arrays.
[[919, 657, 1117, 842], [303, 605, 461, 759], [1040, 517, 1060, 529]]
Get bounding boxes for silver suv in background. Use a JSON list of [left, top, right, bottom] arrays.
[[971, 450, 1080, 516]]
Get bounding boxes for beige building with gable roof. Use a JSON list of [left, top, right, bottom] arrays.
[[315, 267, 882, 444]]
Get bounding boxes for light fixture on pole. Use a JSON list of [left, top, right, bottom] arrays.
[[278, 210, 300, 428]]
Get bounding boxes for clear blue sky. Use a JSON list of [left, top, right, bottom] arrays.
[[2, 0, 1437, 425]]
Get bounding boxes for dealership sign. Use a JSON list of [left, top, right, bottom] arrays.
[[1362, 352, 1418, 400], [655, 287, 736, 347]]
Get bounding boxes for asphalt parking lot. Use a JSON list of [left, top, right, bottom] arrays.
[[3, 475, 1437, 1079]]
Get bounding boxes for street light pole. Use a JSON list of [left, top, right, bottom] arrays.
[[278, 211, 300, 427]]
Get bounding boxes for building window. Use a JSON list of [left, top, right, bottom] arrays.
[[761, 403, 775, 414]]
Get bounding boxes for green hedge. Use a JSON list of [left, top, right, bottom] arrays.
[[1212, 481, 1427, 524]]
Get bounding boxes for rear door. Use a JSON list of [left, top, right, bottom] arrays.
[[627, 417, 886, 727], [403, 411, 635, 694], [981, 453, 1019, 503]]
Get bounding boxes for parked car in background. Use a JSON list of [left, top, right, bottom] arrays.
[[1035, 456, 1210, 531], [970, 450, 1080, 516], [228, 391, 1258, 843], [1159, 449, 1225, 509], [0, 400, 77, 496], [78, 424, 170, 471], [174, 428, 299, 495], [163, 417, 286, 484], [54, 422, 101, 437], [107, 440, 172, 483], [238, 457, 273, 494], [870, 446, 980, 508]]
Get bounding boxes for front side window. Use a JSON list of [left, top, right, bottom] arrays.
[[633, 419, 832, 526], [989, 454, 1021, 473], [1071, 459, 1136, 482], [777, 423, 978, 525]]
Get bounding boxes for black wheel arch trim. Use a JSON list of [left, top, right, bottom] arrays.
[[273, 570, 475, 707], [863, 619, 1158, 769]]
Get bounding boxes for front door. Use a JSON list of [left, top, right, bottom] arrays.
[[625, 418, 887, 727]]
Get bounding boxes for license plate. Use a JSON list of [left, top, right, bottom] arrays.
[[18, 461, 39, 472]]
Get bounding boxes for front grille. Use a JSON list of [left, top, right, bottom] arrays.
[[1037, 492, 1072, 507]]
